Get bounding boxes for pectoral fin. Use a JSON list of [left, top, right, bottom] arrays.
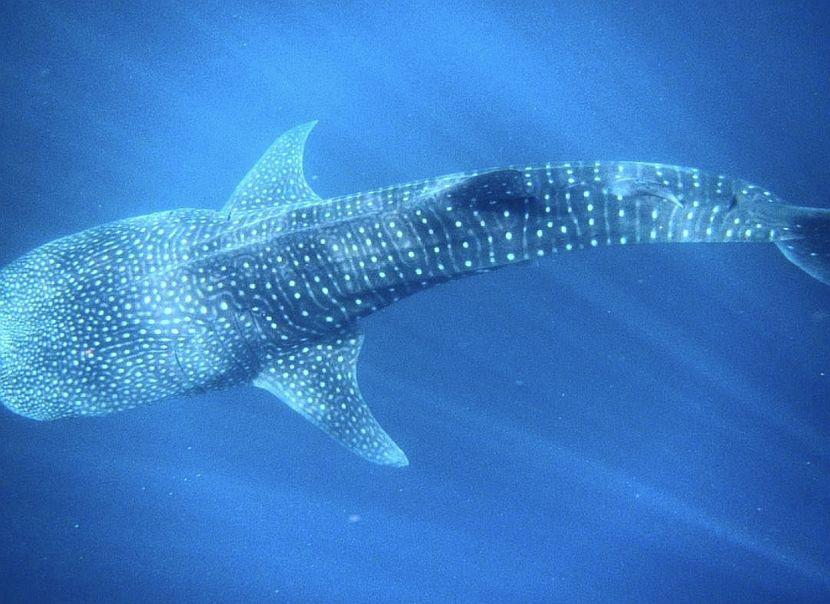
[[253, 330, 409, 467]]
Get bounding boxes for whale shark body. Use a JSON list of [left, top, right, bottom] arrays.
[[1, 122, 828, 466]]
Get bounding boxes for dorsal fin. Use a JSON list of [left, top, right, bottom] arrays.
[[223, 121, 323, 216]]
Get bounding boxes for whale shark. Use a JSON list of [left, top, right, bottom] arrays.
[[1, 122, 828, 466]]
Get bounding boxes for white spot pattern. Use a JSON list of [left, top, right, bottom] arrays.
[[0, 124, 811, 466]]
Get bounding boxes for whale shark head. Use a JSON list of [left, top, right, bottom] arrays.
[[0, 252, 74, 421], [0, 283, 7, 398]]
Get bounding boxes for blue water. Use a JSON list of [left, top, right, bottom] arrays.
[[1, 1, 829, 601]]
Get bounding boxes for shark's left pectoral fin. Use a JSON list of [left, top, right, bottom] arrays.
[[253, 330, 409, 467]]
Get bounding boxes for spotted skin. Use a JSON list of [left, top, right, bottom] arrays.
[[1, 123, 827, 466]]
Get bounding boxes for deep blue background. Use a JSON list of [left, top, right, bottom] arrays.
[[1, 1, 829, 602]]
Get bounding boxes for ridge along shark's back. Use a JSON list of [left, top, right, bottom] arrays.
[[0, 121, 828, 468]]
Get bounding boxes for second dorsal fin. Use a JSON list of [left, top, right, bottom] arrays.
[[223, 121, 323, 216]]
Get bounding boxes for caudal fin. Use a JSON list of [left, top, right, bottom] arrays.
[[776, 206, 830, 285]]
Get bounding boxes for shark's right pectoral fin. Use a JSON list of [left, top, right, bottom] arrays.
[[252, 330, 409, 467]]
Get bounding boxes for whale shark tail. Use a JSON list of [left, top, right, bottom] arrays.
[[774, 205, 830, 285]]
